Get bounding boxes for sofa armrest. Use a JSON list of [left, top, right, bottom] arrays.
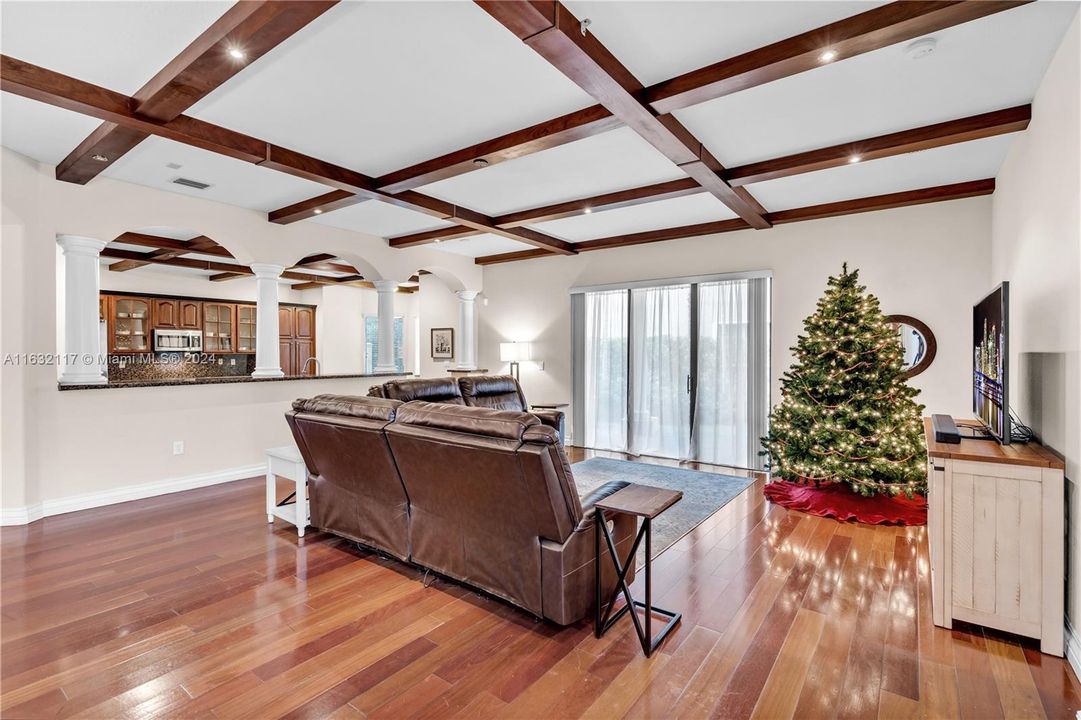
[[576, 480, 630, 531], [532, 409, 565, 443]]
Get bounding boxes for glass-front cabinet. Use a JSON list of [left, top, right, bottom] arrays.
[[237, 304, 256, 353], [203, 303, 235, 352], [109, 296, 150, 353]]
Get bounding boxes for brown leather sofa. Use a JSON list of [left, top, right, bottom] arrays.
[[369, 375, 565, 442], [285, 395, 634, 625]]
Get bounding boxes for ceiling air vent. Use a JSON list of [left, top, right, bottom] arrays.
[[171, 177, 212, 190]]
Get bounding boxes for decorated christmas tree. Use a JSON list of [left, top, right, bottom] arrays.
[[763, 264, 927, 497]]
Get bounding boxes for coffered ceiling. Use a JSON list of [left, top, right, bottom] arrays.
[[2, 0, 1077, 264]]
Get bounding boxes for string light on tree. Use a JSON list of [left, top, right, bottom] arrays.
[[762, 264, 927, 498]]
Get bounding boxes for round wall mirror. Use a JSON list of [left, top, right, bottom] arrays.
[[887, 315, 937, 378]]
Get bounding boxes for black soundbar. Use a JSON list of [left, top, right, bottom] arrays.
[[931, 414, 961, 444]]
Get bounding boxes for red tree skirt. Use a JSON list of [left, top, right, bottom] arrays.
[[763, 480, 927, 526]]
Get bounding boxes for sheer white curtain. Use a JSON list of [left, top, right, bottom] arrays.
[[583, 290, 628, 451], [693, 280, 749, 466], [630, 285, 691, 458]]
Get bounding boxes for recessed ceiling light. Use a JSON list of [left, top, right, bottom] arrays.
[[313, 208, 323, 215], [91, 154, 109, 162], [165, 162, 182, 170], [848, 154, 862, 164], [472, 158, 489, 168], [227, 47, 246, 61], [583, 207, 592, 214], [434, 238, 443, 243], [818, 49, 837, 63]]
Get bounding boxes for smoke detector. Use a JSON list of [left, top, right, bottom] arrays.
[[904, 37, 937, 61]]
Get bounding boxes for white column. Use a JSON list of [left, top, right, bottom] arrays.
[[455, 290, 480, 370], [373, 280, 399, 373], [57, 235, 108, 385], [251, 263, 285, 378]]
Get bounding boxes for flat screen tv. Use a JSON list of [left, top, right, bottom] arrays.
[[973, 282, 1010, 444]]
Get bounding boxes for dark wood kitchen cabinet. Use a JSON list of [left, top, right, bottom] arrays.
[[237, 304, 256, 353], [179, 301, 200, 330], [203, 303, 235, 353], [107, 296, 151, 353], [152, 299, 201, 330], [278, 304, 317, 376]]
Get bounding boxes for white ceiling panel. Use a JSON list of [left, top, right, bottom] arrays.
[[676, 2, 1078, 167], [428, 234, 531, 259], [102, 136, 329, 212], [417, 127, 685, 216], [309, 200, 454, 238], [532, 192, 737, 242], [1, 93, 101, 165], [563, 1, 886, 86], [0, 1, 231, 95], [188, 2, 594, 177], [746, 134, 1015, 212]]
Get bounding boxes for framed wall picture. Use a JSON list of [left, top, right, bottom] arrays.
[[431, 327, 454, 360]]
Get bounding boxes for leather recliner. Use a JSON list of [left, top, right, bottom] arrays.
[[285, 396, 635, 625], [286, 394, 410, 560], [459, 375, 565, 443], [368, 375, 565, 442]]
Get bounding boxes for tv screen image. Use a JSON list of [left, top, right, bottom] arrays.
[[973, 282, 1009, 443]]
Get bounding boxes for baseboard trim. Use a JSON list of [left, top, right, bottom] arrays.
[[0, 463, 266, 526], [1067, 618, 1081, 680]]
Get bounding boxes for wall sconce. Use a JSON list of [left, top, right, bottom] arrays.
[[499, 341, 533, 381]]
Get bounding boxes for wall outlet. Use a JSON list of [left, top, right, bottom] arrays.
[[173, 441, 184, 455], [230, 358, 236, 366]]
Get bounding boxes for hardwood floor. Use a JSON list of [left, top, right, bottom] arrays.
[[2, 449, 1078, 719]]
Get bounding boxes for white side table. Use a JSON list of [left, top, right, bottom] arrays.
[[266, 445, 309, 537]]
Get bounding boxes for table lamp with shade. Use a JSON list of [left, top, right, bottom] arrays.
[[499, 341, 533, 380]]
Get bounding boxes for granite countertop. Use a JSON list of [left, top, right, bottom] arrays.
[[58, 372, 404, 391]]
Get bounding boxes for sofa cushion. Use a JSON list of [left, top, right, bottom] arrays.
[[292, 394, 402, 422], [382, 378, 465, 405], [395, 401, 539, 440], [459, 374, 527, 411]]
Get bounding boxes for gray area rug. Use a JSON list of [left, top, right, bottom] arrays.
[[572, 457, 755, 562]]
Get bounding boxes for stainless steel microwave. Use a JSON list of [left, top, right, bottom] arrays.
[[153, 329, 203, 352]]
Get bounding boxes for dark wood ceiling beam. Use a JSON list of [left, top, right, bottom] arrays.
[[55, 1, 337, 184], [112, 232, 234, 257], [389, 177, 705, 249], [644, 1, 1030, 115], [269, 190, 366, 224], [476, 1, 771, 230], [2, 55, 574, 255], [474, 178, 996, 264], [728, 105, 1032, 186], [496, 177, 703, 227], [375, 104, 620, 193], [2, 55, 267, 161], [109, 236, 220, 271], [767, 178, 994, 224], [388, 226, 485, 249], [209, 272, 247, 282]]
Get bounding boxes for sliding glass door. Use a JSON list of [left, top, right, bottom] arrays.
[[572, 273, 770, 470]]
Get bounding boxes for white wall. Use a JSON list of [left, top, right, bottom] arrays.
[[418, 273, 462, 377], [0, 148, 473, 518], [479, 196, 994, 442], [990, 12, 1080, 669]]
